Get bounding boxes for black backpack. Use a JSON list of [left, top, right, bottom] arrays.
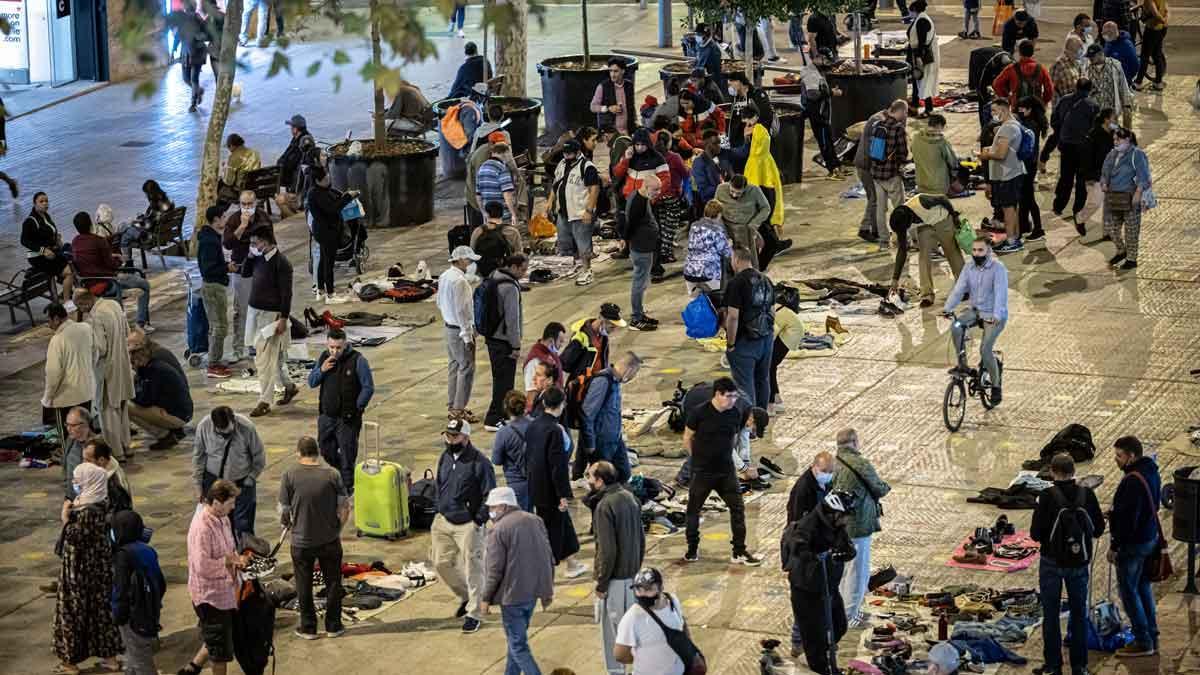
[[232, 580, 275, 675], [1045, 486, 1095, 567], [409, 469, 438, 530], [127, 564, 164, 638], [739, 271, 776, 340], [472, 275, 518, 338], [473, 227, 511, 279], [1040, 423, 1095, 463]]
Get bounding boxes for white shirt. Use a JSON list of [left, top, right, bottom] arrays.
[[436, 265, 475, 342], [615, 598, 686, 675]]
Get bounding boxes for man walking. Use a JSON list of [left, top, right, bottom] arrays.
[[870, 100, 910, 252], [1085, 42, 1134, 128], [724, 247, 775, 408], [683, 377, 763, 566], [978, 99, 1027, 254], [480, 486, 555, 675], [1030, 453, 1106, 675], [590, 460, 646, 675], [830, 428, 891, 627], [621, 174, 661, 331], [1050, 78, 1100, 233], [75, 290, 134, 459], [307, 327, 375, 495], [244, 228, 299, 417], [526, 387, 588, 578], [197, 205, 232, 377], [42, 303, 94, 455], [433, 419, 496, 633], [482, 254, 528, 431], [1108, 436, 1162, 657], [580, 352, 642, 485], [222, 191, 271, 361], [279, 436, 350, 640], [192, 405, 266, 537], [437, 245, 481, 423]]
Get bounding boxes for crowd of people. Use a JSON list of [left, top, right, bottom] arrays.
[[20, 2, 1178, 674]]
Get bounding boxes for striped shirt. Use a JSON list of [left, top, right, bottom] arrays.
[[475, 158, 515, 221]]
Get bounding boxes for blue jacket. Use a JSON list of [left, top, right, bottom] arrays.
[[691, 153, 722, 205], [111, 510, 165, 636], [695, 38, 724, 85], [449, 55, 494, 99], [1104, 32, 1140, 83], [196, 226, 229, 286], [1110, 456, 1162, 551], [306, 346, 376, 411], [435, 442, 496, 526], [944, 254, 1009, 321], [491, 415, 532, 487], [1101, 146, 1152, 194], [580, 369, 631, 483]]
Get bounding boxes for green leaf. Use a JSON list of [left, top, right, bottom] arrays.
[[332, 74, 343, 93], [332, 49, 352, 66], [306, 61, 322, 77], [132, 80, 158, 100], [266, 51, 291, 78]]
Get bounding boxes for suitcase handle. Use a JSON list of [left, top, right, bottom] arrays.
[[362, 420, 383, 471]]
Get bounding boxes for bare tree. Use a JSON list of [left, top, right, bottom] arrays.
[[191, 0, 245, 242]]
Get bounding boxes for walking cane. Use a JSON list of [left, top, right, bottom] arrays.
[[818, 551, 839, 675]]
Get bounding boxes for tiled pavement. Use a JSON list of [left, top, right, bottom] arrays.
[[1, 4, 1200, 674]]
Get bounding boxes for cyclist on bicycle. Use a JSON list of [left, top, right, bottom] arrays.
[[942, 236, 1010, 403]]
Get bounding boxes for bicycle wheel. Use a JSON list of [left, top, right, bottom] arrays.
[[943, 379, 967, 432]]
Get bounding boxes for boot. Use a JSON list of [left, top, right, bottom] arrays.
[[825, 315, 848, 335]]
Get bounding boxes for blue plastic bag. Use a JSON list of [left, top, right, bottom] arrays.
[[1066, 619, 1134, 653], [682, 293, 719, 339]]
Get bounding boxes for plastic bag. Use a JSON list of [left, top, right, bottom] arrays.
[[682, 293, 719, 339], [529, 212, 557, 239], [1141, 188, 1158, 211], [956, 217, 976, 253]]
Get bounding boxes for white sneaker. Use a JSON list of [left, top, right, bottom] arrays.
[[325, 294, 349, 305], [456, 29, 465, 37], [139, 323, 156, 334], [564, 561, 589, 578], [773, 395, 786, 411], [312, 284, 320, 298], [575, 269, 594, 286]]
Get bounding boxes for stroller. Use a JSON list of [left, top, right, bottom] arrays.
[[333, 190, 370, 274]]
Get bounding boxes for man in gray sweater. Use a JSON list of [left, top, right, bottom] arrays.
[[716, 176, 773, 270], [481, 487, 555, 673], [192, 405, 267, 536], [590, 460, 646, 675], [483, 254, 529, 430]]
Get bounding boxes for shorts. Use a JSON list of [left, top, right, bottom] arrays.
[[194, 603, 235, 662], [990, 176, 1022, 209], [556, 216, 594, 258]]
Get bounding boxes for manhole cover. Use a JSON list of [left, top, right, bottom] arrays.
[[120, 141, 153, 148]]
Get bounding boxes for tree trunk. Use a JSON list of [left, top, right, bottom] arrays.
[[192, 0, 244, 250], [494, 0, 528, 96], [370, 0, 386, 143], [744, 14, 754, 82], [581, 0, 590, 69]]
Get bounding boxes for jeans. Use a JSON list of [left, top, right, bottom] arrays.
[[316, 235, 337, 295], [1116, 539, 1160, 648], [1136, 26, 1166, 84], [802, 111, 841, 172], [857, 167, 878, 236], [728, 334, 772, 408], [600, 577, 636, 675], [230, 274, 251, 357], [445, 327, 476, 411], [770, 336, 790, 401], [201, 472, 257, 536], [838, 536, 872, 621], [317, 414, 361, 494], [485, 338, 517, 427], [1039, 556, 1090, 674], [451, 3, 466, 29], [501, 601, 541, 675], [199, 282, 229, 363], [629, 250, 653, 321], [950, 308, 1006, 390], [1017, 167, 1043, 236], [963, 8, 980, 33], [685, 471, 748, 552], [117, 272, 152, 326], [240, 0, 269, 41], [292, 539, 344, 634], [1052, 143, 1088, 216]]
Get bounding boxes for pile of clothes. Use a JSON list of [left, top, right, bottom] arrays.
[[270, 560, 439, 620], [1, 430, 60, 467]]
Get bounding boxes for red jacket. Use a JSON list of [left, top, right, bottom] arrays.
[[613, 149, 671, 200], [992, 59, 1054, 107], [71, 233, 119, 278]]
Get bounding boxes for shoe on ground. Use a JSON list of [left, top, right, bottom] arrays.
[[455, 601, 468, 618], [483, 422, 504, 432], [775, 238, 794, 254], [771, 395, 787, 411], [1120, 260, 1138, 270], [1109, 252, 1127, 267], [206, 365, 233, 379], [1073, 216, 1087, 237], [574, 270, 594, 286], [1150, 81, 1165, 91], [139, 323, 156, 334], [968, 31, 981, 38], [629, 318, 658, 331], [990, 387, 1002, 405], [1116, 642, 1154, 657], [684, 548, 699, 562], [650, 274, 666, 284], [957, 30, 968, 38], [462, 617, 482, 633], [294, 629, 320, 640], [919, 297, 934, 309], [149, 435, 178, 451], [250, 402, 271, 417], [456, 29, 466, 37], [279, 384, 300, 405], [644, 315, 660, 325], [994, 239, 1023, 254], [564, 561, 589, 578], [457, 409, 481, 424], [1026, 230, 1046, 242], [731, 550, 763, 566], [325, 294, 349, 305], [858, 230, 880, 243], [312, 284, 320, 297]]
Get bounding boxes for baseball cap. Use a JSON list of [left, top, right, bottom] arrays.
[[928, 642, 960, 673], [599, 302, 627, 327], [487, 131, 508, 145], [562, 139, 582, 154], [449, 245, 482, 263], [445, 418, 472, 436], [286, 114, 307, 128], [485, 487, 519, 508]]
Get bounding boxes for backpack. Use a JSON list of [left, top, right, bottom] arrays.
[[1045, 486, 1096, 568], [1040, 423, 1095, 462], [738, 270, 776, 340], [564, 368, 612, 430], [441, 100, 480, 150], [682, 293, 719, 339], [473, 226, 511, 278], [1015, 122, 1037, 163], [472, 274, 518, 338], [409, 469, 438, 530], [868, 119, 889, 162], [233, 580, 276, 675], [128, 564, 164, 638], [1014, 65, 1041, 103]]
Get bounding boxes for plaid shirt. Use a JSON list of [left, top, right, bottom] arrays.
[[187, 508, 238, 610], [870, 115, 908, 181], [1050, 54, 1081, 102]]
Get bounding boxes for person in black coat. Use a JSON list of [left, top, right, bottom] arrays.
[[449, 42, 494, 99], [524, 388, 587, 578], [786, 451, 836, 524], [780, 490, 858, 675], [20, 191, 74, 302], [305, 167, 344, 301]]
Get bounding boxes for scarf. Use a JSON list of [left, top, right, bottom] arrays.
[[72, 462, 109, 508]]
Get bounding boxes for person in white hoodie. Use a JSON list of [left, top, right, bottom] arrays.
[[42, 302, 96, 455]]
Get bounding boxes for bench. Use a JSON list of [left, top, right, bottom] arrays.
[[134, 206, 188, 270], [0, 269, 58, 327], [71, 261, 147, 311], [244, 165, 282, 217]]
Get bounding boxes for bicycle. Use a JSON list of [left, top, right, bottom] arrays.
[[941, 313, 1004, 432]]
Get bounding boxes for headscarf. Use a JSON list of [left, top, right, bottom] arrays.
[[72, 462, 109, 508], [744, 124, 785, 227]]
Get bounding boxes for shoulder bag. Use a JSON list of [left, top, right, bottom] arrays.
[[837, 456, 884, 517], [1129, 471, 1173, 583], [644, 594, 707, 675]]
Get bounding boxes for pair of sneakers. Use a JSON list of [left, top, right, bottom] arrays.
[[683, 546, 763, 566], [629, 315, 659, 331]]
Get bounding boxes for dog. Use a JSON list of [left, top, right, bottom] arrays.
[[231, 82, 244, 105]]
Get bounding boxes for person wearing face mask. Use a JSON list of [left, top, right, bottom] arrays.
[[1100, 20, 1139, 85], [480, 486, 555, 675], [433, 419, 496, 634], [525, 387, 588, 581], [244, 228, 299, 417], [560, 304, 624, 388], [978, 98, 1025, 254], [613, 567, 692, 675], [1068, 13, 1096, 50], [942, 237, 1009, 401], [1100, 127, 1152, 270], [191, 405, 266, 536], [1050, 78, 1100, 233], [1043, 36, 1085, 175], [589, 460, 646, 675], [580, 352, 643, 486], [222, 190, 271, 361], [726, 72, 774, 150], [1085, 42, 1134, 128], [911, 114, 959, 197], [1107, 436, 1162, 658], [524, 322, 567, 402], [83, 439, 133, 515], [829, 428, 890, 628], [780, 489, 859, 675], [1076, 107, 1117, 230]]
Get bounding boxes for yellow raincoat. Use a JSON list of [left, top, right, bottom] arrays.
[[743, 123, 784, 228]]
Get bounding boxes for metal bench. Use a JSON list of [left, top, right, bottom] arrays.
[[135, 206, 188, 270], [0, 269, 58, 326], [244, 165, 282, 216]]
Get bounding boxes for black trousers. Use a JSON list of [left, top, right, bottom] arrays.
[[1039, 130, 1058, 164], [484, 337, 517, 426], [769, 336, 790, 400], [292, 539, 344, 634], [685, 471, 747, 552], [316, 234, 338, 295], [1136, 26, 1167, 84], [791, 584, 848, 675], [317, 414, 361, 494], [182, 60, 203, 98], [757, 187, 782, 271], [1017, 166, 1042, 236], [801, 111, 841, 173], [1052, 143, 1088, 216]]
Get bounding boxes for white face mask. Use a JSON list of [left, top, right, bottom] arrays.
[[488, 509, 503, 521], [728, 86, 737, 97], [241, 206, 255, 216]]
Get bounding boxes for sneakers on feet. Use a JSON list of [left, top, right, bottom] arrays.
[[326, 628, 346, 638], [731, 550, 764, 566], [455, 601, 468, 618], [139, 323, 156, 334], [249, 402, 271, 417], [294, 629, 320, 640], [575, 270, 594, 286], [279, 384, 300, 405], [462, 617, 482, 633], [1115, 642, 1154, 657], [149, 435, 178, 451], [483, 422, 504, 432], [206, 365, 233, 379], [1026, 230, 1046, 242], [564, 561, 589, 578], [629, 319, 658, 331], [994, 239, 1024, 254], [1120, 260, 1138, 270], [684, 548, 699, 562], [1109, 252, 1127, 267], [1073, 216, 1087, 237]]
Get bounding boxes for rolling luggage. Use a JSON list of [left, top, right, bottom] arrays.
[[354, 421, 411, 540]]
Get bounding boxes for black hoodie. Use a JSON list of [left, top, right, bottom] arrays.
[[111, 510, 166, 637]]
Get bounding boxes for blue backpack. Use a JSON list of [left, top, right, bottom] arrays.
[[1016, 122, 1036, 163], [682, 293, 719, 339], [867, 120, 888, 162]]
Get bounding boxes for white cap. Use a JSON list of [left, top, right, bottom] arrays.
[[449, 245, 481, 263], [928, 642, 959, 673], [485, 487, 519, 508]]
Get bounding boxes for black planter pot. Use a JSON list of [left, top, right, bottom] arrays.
[[768, 102, 805, 185], [432, 96, 543, 165], [659, 61, 763, 96], [823, 59, 911, 138], [328, 140, 438, 228], [537, 54, 639, 139]]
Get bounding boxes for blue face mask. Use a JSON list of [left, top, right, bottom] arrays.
[[816, 471, 834, 487]]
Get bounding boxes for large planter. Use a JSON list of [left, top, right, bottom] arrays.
[[766, 102, 805, 185], [1175, 466, 1200, 543], [432, 96, 543, 165], [823, 59, 911, 139], [659, 60, 763, 96], [536, 54, 639, 139], [328, 139, 438, 228]]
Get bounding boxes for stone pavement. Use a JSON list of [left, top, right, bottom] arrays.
[[1, 4, 1200, 674]]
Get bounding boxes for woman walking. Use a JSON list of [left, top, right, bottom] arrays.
[[53, 463, 123, 674], [1101, 127, 1152, 270]]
